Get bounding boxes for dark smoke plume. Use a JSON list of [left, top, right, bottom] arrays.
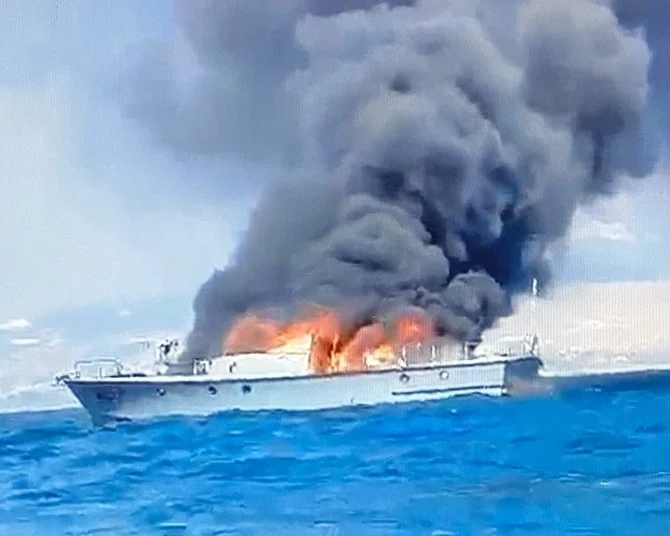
[[609, 0, 670, 141], [126, 0, 414, 167], [126, 0, 657, 362]]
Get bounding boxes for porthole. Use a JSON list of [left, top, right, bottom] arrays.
[[208, 385, 217, 395], [399, 373, 409, 384], [241, 384, 252, 394], [157, 387, 166, 397], [439, 370, 449, 380]]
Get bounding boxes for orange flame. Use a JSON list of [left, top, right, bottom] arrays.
[[393, 313, 435, 345], [222, 307, 437, 374]]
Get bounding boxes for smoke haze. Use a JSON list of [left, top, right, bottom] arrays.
[[125, 0, 660, 361]]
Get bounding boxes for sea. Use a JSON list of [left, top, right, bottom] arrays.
[[1, 380, 670, 536]]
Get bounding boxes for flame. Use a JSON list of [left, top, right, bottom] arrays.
[[222, 307, 437, 374], [393, 314, 435, 345]]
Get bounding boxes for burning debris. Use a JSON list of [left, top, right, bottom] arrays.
[[126, 0, 659, 370]]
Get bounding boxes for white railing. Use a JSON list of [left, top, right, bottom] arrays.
[[72, 358, 124, 379], [193, 358, 212, 376]]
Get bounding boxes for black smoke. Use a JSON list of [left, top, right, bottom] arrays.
[[125, 0, 659, 362], [126, 0, 415, 168]]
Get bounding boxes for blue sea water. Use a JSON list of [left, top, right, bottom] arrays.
[[1, 384, 670, 536]]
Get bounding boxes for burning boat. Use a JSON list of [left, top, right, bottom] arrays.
[[55, 312, 544, 425]]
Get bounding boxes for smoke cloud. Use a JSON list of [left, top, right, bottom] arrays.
[[609, 0, 670, 139], [126, 0, 414, 168], [126, 0, 658, 361]]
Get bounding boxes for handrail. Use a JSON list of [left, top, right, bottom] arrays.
[[73, 358, 124, 379], [193, 358, 212, 376]]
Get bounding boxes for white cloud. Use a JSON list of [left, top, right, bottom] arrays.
[[570, 216, 636, 243], [10, 338, 41, 347], [569, 190, 636, 243], [0, 318, 30, 331]]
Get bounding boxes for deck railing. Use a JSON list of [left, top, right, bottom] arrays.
[[72, 358, 124, 379]]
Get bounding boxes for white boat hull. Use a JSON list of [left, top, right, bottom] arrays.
[[62, 356, 543, 425]]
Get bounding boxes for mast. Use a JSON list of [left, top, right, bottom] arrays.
[[529, 277, 539, 356]]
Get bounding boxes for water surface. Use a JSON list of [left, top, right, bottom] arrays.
[[1, 384, 669, 535]]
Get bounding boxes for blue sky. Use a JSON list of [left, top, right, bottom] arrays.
[[0, 1, 669, 405]]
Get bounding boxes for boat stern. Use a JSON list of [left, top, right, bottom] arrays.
[[503, 355, 549, 396]]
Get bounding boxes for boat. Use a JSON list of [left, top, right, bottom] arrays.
[[55, 333, 545, 425]]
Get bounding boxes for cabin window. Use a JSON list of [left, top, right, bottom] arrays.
[[440, 370, 449, 380], [241, 384, 252, 394], [208, 385, 217, 395], [399, 373, 409, 384]]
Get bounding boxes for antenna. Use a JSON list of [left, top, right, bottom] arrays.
[[529, 277, 539, 356]]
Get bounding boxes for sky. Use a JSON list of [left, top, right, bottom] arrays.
[[0, 1, 669, 411], [0, 1, 258, 407]]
